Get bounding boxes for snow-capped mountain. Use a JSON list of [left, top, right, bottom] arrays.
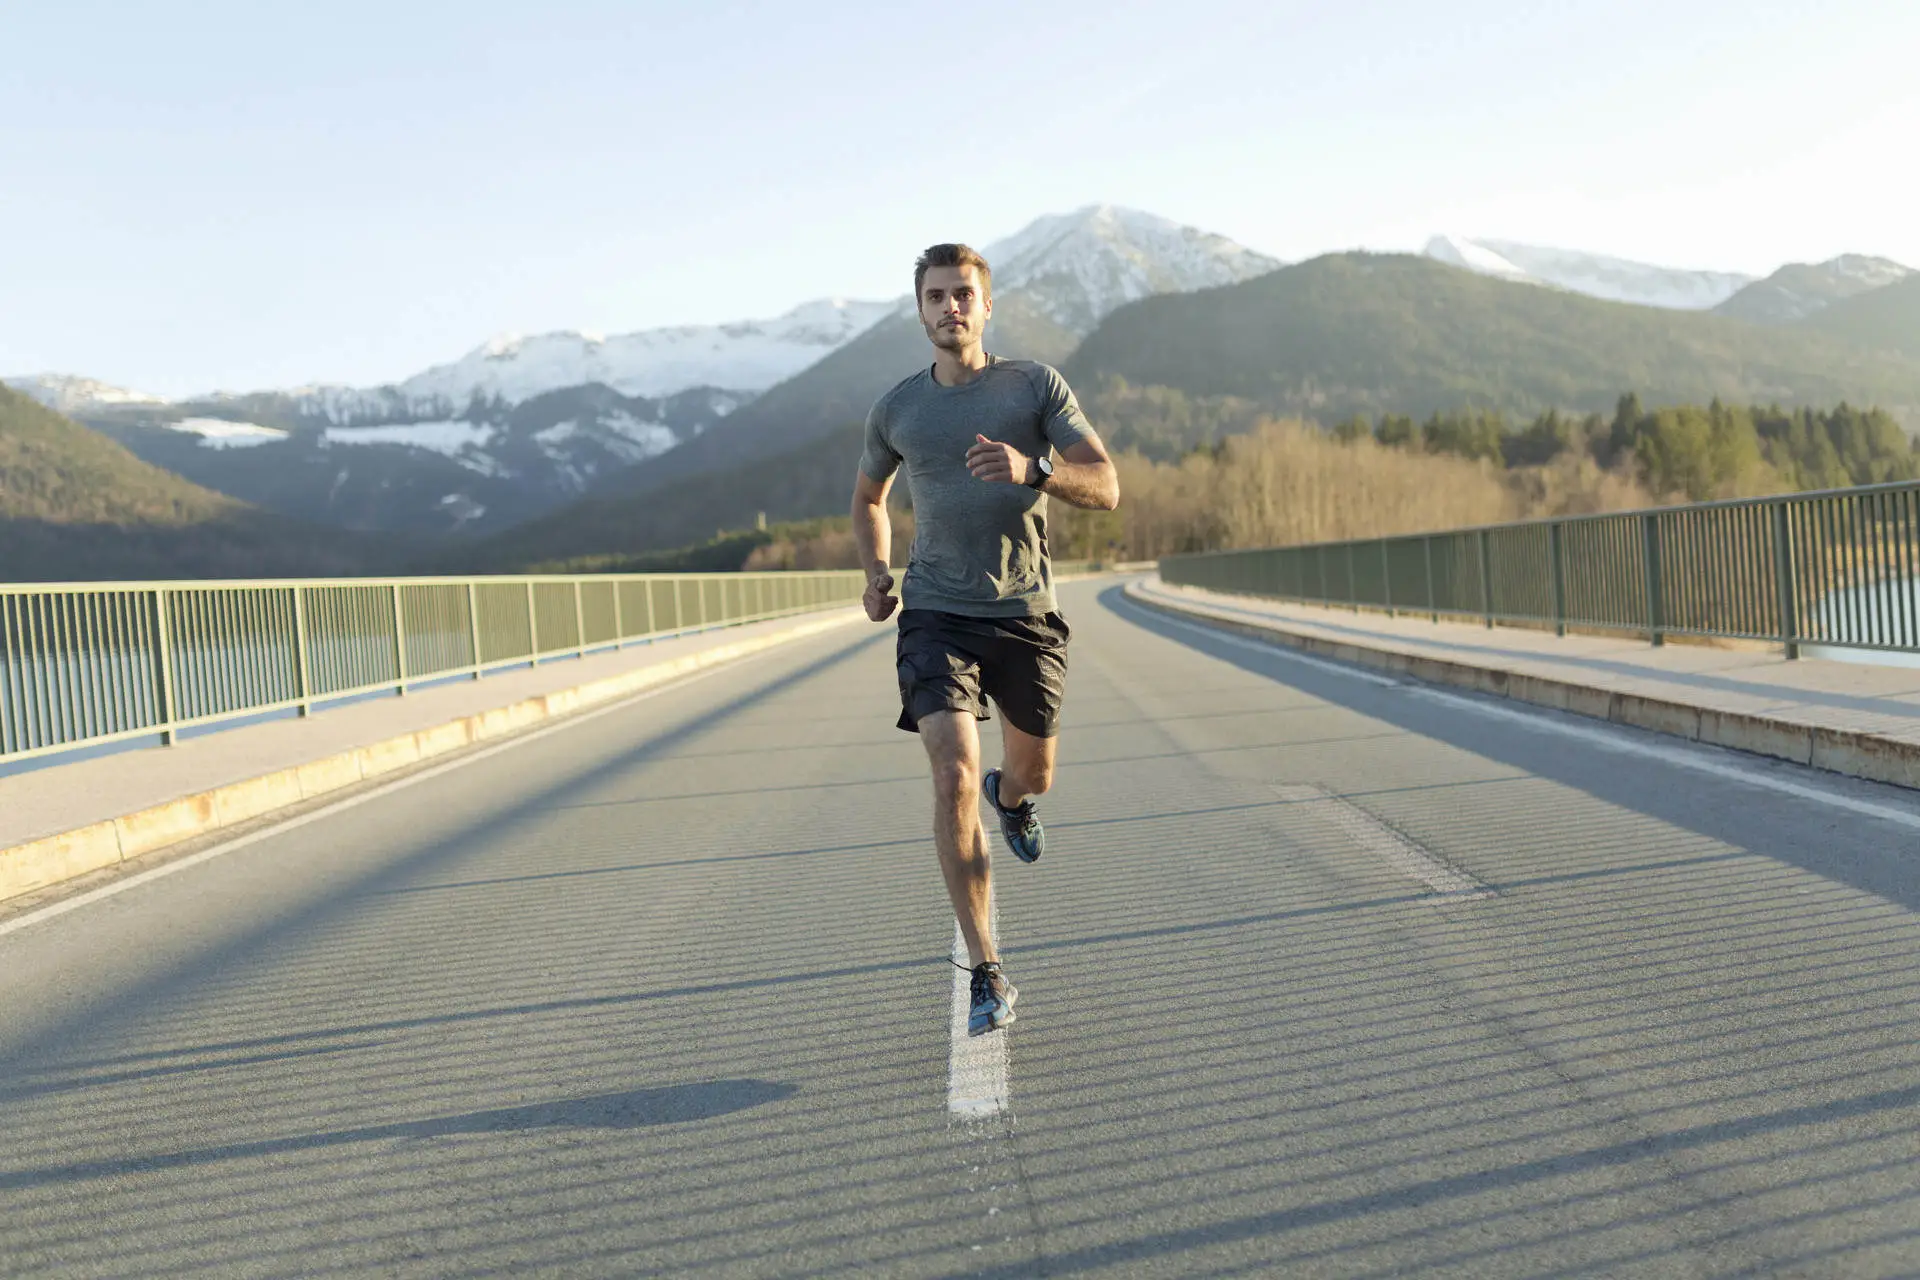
[[1424, 236, 1754, 310], [79, 383, 742, 536], [4, 374, 166, 414], [1714, 255, 1914, 325], [382, 296, 897, 411], [983, 205, 1280, 335], [11, 297, 895, 425], [9, 206, 1275, 538]]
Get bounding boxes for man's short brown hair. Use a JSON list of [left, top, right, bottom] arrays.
[[914, 243, 992, 301]]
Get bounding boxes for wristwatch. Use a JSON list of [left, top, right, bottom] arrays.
[[1028, 456, 1055, 489]]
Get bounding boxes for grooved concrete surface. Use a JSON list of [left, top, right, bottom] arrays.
[[7, 580, 1920, 1276]]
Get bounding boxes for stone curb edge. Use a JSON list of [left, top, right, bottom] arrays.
[[0, 610, 864, 905], [1125, 581, 1920, 794]]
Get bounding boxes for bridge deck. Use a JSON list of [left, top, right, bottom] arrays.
[[6, 580, 1920, 1275]]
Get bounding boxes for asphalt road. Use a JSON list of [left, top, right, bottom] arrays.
[[7, 579, 1920, 1277]]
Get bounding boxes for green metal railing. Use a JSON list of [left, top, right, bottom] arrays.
[[1161, 479, 1920, 660], [0, 570, 864, 766]]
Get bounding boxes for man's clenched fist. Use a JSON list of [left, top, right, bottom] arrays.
[[864, 571, 899, 622], [967, 433, 1031, 485]]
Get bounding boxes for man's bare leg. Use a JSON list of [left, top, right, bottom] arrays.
[[918, 710, 997, 966], [994, 719, 1057, 808]]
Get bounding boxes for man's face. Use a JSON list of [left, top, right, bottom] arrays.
[[918, 264, 991, 351]]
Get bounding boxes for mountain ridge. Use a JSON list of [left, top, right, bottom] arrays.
[[1715, 255, 1914, 325], [0, 384, 382, 580], [1061, 251, 1920, 426], [585, 204, 1282, 499], [1423, 235, 1754, 309]]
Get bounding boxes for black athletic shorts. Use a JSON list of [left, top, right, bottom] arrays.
[[895, 608, 1071, 738]]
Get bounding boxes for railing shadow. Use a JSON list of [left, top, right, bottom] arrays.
[[1107, 584, 1920, 914]]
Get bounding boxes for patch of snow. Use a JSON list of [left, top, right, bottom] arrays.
[[1424, 235, 1532, 280], [168, 417, 289, 448], [456, 452, 510, 478], [437, 493, 487, 529], [1425, 236, 1754, 309], [534, 419, 579, 448], [322, 420, 495, 455], [597, 409, 680, 462]]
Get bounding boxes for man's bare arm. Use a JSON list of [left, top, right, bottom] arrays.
[[850, 468, 898, 621], [965, 434, 1120, 511]]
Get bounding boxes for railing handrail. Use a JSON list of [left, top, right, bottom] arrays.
[[1161, 475, 1920, 561], [1159, 481, 1920, 663], [0, 568, 863, 595], [0, 568, 869, 768]]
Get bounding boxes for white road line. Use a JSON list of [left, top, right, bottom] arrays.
[[1405, 685, 1920, 833], [1127, 597, 1399, 687], [0, 647, 815, 942], [948, 916, 1011, 1120], [1134, 593, 1920, 834], [1274, 783, 1491, 901]]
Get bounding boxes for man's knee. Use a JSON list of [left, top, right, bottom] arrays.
[[929, 749, 980, 801], [1003, 747, 1053, 799], [1009, 760, 1053, 797]]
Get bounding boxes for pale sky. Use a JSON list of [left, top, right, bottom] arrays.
[[4, 0, 1917, 398]]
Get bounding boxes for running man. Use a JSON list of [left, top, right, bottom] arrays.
[[850, 242, 1120, 1035]]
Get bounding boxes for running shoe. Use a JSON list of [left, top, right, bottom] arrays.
[[967, 961, 1018, 1035], [982, 768, 1046, 864]]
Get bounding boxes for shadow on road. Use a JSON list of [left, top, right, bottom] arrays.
[[0, 1080, 797, 1189], [1101, 583, 1920, 915]]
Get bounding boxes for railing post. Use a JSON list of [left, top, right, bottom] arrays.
[[1641, 513, 1665, 648], [391, 583, 408, 695], [1478, 529, 1494, 629], [155, 588, 178, 746], [1381, 541, 1393, 617], [527, 580, 540, 666], [1773, 502, 1799, 659], [1423, 535, 1438, 623], [1346, 542, 1358, 612], [645, 576, 657, 634], [293, 586, 312, 717], [573, 579, 586, 658], [1548, 521, 1567, 637], [612, 576, 625, 647], [467, 581, 483, 679]]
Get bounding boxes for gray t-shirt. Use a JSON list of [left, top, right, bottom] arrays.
[[860, 356, 1097, 617]]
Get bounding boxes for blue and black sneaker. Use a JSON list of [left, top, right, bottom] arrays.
[[966, 960, 1018, 1035], [982, 768, 1045, 864]]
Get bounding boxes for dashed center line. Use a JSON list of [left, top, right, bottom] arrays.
[[948, 918, 1011, 1120], [1275, 783, 1492, 902]]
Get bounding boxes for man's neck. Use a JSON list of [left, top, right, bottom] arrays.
[[931, 344, 991, 387]]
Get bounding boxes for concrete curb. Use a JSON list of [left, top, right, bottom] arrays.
[[0, 610, 863, 905], [1125, 581, 1920, 793]]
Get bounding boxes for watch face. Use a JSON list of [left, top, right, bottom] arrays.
[[1033, 457, 1054, 487]]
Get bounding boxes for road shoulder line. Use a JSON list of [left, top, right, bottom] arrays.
[[1124, 578, 1920, 795]]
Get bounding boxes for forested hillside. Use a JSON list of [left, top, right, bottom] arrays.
[[1062, 253, 1920, 427], [0, 385, 381, 580], [1801, 276, 1920, 359]]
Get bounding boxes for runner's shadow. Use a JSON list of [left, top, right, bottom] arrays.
[[0, 1080, 797, 1189]]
